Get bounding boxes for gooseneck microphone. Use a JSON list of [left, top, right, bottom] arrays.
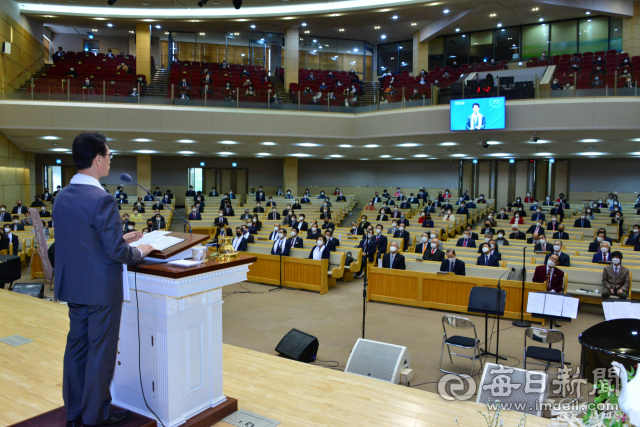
[[120, 173, 192, 234]]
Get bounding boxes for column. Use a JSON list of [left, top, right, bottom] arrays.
[[284, 26, 299, 95], [283, 157, 298, 197], [413, 31, 429, 75], [135, 23, 152, 83], [136, 154, 151, 198], [623, 1, 640, 57]]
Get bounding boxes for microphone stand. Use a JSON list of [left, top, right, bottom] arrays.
[[124, 177, 192, 234], [513, 246, 531, 327], [362, 254, 369, 339]]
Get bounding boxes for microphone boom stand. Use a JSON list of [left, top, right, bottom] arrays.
[[512, 246, 531, 327]]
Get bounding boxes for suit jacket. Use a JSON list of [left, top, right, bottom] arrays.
[[602, 265, 630, 294], [268, 212, 281, 220], [421, 220, 435, 228], [11, 205, 28, 214], [253, 206, 265, 213], [232, 236, 248, 252], [320, 213, 332, 220], [531, 213, 546, 222], [546, 221, 561, 231], [422, 248, 445, 262], [307, 229, 321, 240], [373, 234, 387, 257], [186, 190, 196, 197], [376, 214, 389, 221], [550, 207, 564, 220], [223, 207, 235, 216], [6, 233, 19, 255], [209, 191, 219, 197], [0, 212, 11, 222], [400, 202, 411, 209], [440, 259, 466, 275], [321, 222, 335, 230], [382, 252, 406, 270], [214, 217, 229, 227], [326, 237, 340, 252], [477, 254, 500, 267], [300, 197, 310, 203], [552, 231, 570, 240], [534, 242, 554, 252], [309, 245, 331, 260], [53, 182, 143, 305], [625, 233, 640, 246], [466, 113, 486, 130], [496, 213, 509, 220], [152, 203, 164, 211], [255, 193, 266, 202], [509, 231, 526, 240], [456, 207, 469, 217], [456, 238, 476, 248], [243, 234, 255, 244], [271, 239, 291, 256], [287, 236, 304, 249], [570, 218, 590, 228], [240, 213, 252, 221], [188, 212, 202, 220], [480, 227, 495, 236], [214, 227, 233, 240], [592, 252, 613, 263], [152, 219, 166, 230], [337, 196, 346, 202], [544, 252, 571, 267], [358, 237, 377, 261], [292, 221, 309, 232], [393, 230, 410, 250], [532, 265, 564, 293], [526, 225, 545, 235], [10, 223, 25, 231]]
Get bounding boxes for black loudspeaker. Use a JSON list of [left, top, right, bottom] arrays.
[[11, 282, 44, 299], [275, 329, 318, 363]]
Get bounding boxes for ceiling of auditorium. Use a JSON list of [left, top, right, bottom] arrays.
[[5, 128, 640, 161], [23, 0, 633, 44]]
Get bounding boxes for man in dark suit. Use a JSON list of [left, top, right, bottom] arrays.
[[11, 200, 28, 215], [530, 210, 546, 223], [464, 226, 479, 241], [373, 225, 388, 259], [114, 186, 127, 199], [231, 227, 248, 252], [10, 216, 25, 231], [214, 212, 228, 227], [550, 205, 564, 222], [422, 238, 445, 262], [241, 226, 254, 244], [271, 230, 290, 256], [239, 209, 252, 221], [358, 216, 371, 234], [400, 199, 411, 209], [321, 217, 335, 230], [382, 242, 406, 270], [393, 225, 410, 251], [300, 195, 310, 203], [0, 206, 11, 222], [456, 231, 476, 248], [552, 225, 570, 240], [625, 225, 640, 246], [292, 199, 302, 210], [440, 250, 466, 275], [152, 187, 162, 197], [542, 197, 554, 207], [268, 209, 280, 220], [414, 233, 430, 254], [41, 188, 53, 201], [592, 242, 612, 263], [534, 235, 554, 252], [214, 225, 233, 242], [209, 187, 219, 197], [336, 193, 347, 202], [407, 194, 419, 204], [602, 251, 630, 300], [222, 203, 235, 216], [324, 230, 340, 252], [253, 203, 265, 213], [532, 254, 564, 293], [544, 241, 571, 267], [143, 193, 154, 202], [307, 225, 321, 241], [255, 191, 266, 202], [152, 213, 166, 230], [477, 243, 500, 267], [53, 133, 154, 427], [509, 225, 526, 240], [589, 234, 608, 252], [287, 229, 304, 250], [269, 223, 282, 241], [546, 216, 561, 232], [186, 186, 196, 197], [292, 214, 309, 233], [480, 221, 495, 235], [2, 225, 19, 255], [355, 231, 376, 278], [456, 202, 469, 218], [496, 210, 509, 220], [188, 206, 201, 221], [574, 215, 591, 228], [526, 220, 545, 236]]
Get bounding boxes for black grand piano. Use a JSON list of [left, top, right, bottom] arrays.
[[579, 319, 640, 383]]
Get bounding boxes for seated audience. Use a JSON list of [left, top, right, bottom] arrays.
[[533, 254, 564, 293], [592, 241, 612, 263], [440, 249, 465, 275], [544, 240, 570, 267], [509, 225, 525, 240], [477, 243, 500, 267], [602, 251, 630, 300], [382, 242, 406, 270], [309, 235, 330, 260], [456, 230, 476, 248], [552, 225, 569, 240]]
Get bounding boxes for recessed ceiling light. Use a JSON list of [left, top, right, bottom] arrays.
[[51, 148, 68, 152], [497, 23, 502, 27], [451, 154, 466, 157], [539, 18, 544, 22], [290, 153, 311, 157], [586, 11, 591, 15], [489, 153, 512, 157], [301, 22, 307, 26], [330, 154, 343, 158], [262, 142, 276, 145], [490, 13, 496, 17], [178, 139, 195, 143], [455, 27, 460, 32], [91, 28, 98, 32], [535, 152, 553, 156], [380, 155, 391, 158], [256, 152, 271, 156], [413, 154, 428, 158], [361, 158, 368, 161], [199, 32, 205, 35], [304, 30, 310, 33], [135, 150, 157, 154], [129, 30, 135, 33], [219, 140, 237, 144], [179, 151, 195, 155], [394, 158, 405, 160], [250, 24, 256, 28], [398, 143, 418, 147], [219, 151, 234, 155], [374, 26, 380, 29], [364, 144, 379, 148], [134, 138, 151, 142], [579, 139, 600, 143], [578, 152, 604, 156], [338, 28, 345, 32], [411, 22, 417, 26], [155, 25, 161, 29], [532, 7, 539, 11], [443, 9, 449, 14], [630, 152, 640, 155], [338, 144, 352, 148], [486, 141, 501, 145], [142, 19, 155, 22], [298, 143, 319, 147], [392, 15, 398, 19], [43, 136, 60, 140], [441, 142, 456, 146], [165, 32, 169, 35], [381, 34, 387, 39], [107, 23, 113, 27]]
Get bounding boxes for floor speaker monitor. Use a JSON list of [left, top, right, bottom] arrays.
[[344, 338, 410, 384], [275, 329, 319, 363]]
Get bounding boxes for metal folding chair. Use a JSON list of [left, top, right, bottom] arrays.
[[439, 315, 483, 376]]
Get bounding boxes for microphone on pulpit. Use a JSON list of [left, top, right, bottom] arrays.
[[120, 173, 192, 234]]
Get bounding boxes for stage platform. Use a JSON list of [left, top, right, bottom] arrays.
[[0, 290, 548, 427]]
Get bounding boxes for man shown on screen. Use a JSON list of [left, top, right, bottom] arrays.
[[466, 103, 486, 130]]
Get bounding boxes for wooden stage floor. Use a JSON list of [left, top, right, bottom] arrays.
[[0, 290, 548, 427]]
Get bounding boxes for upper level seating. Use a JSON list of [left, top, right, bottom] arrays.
[[550, 50, 634, 89], [31, 52, 143, 96], [290, 69, 361, 103], [167, 61, 271, 101]]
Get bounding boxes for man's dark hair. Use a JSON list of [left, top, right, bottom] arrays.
[[472, 103, 480, 108], [72, 132, 108, 170], [376, 224, 384, 229], [611, 251, 623, 259]]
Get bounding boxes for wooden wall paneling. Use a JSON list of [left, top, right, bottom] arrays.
[[246, 253, 281, 286]]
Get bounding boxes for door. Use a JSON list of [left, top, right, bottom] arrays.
[[249, 39, 266, 67], [109, 48, 121, 55], [220, 169, 247, 197], [187, 168, 203, 193], [204, 169, 217, 194], [83, 39, 100, 55]]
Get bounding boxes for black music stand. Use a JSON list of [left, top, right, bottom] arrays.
[[468, 287, 507, 363]]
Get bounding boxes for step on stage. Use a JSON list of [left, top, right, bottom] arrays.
[[0, 290, 549, 427]]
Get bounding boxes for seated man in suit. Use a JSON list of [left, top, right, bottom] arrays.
[[509, 225, 526, 240], [533, 234, 553, 252], [355, 229, 376, 278], [293, 214, 309, 233], [2, 224, 19, 255], [10, 216, 25, 231], [373, 224, 388, 259], [382, 242, 406, 270], [41, 188, 53, 201], [488, 240, 501, 260], [336, 193, 347, 202], [480, 220, 495, 236], [307, 224, 321, 241], [114, 186, 127, 199], [188, 206, 202, 221], [400, 198, 411, 209], [533, 254, 565, 294], [208, 187, 219, 197], [269, 223, 282, 241], [625, 224, 640, 246], [552, 224, 569, 240], [239, 209, 252, 221], [393, 224, 410, 251], [477, 243, 500, 267], [222, 202, 234, 216], [21, 212, 34, 227], [321, 216, 335, 230], [422, 237, 445, 262], [407, 193, 419, 204], [214, 224, 233, 242], [464, 225, 479, 241], [255, 190, 266, 202], [287, 229, 304, 250], [309, 235, 331, 260], [186, 186, 196, 197], [359, 215, 371, 234], [152, 186, 162, 197], [319, 207, 332, 220], [271, 228, 290, 256], [544, 240, 571, 267], [0, 205, 11, 222], [349, 221, 361, 236], [574, 214, 591, 229], [550, 204, 564, 222], [324, 229, 340, 252], [496, 209, 509, 221], [592, 241, 612, 263], [415, 233, 431, 255], [456, 202, 470, 218], [292, 199, 302, 210], [528, 201, 539, 211], [152, 213, 166, 230], [253, 202, 265, 213], [266, 197, 277, 208], [526, 219, 545, 236], [267, 208, 281, 220], [547, 215, 561, 232], [530, 208, 546, 223], [391, 207, 403, 219], [602, 251, 630, 300], [456, 230, 476, 248], [241, 225, 254, 243], [214, 211, 228, 227], [440, 249, 466, 275], [230, 227, 248, 252], [300, 194, 310, 203]]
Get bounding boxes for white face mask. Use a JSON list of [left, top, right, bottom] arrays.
[[389, 246, 397, 253], [311, 227, 317, 232], [612, 258, 621, 265], [291, 231, 297, 236], [421, 237, 428, 243], [430, 234, 436, 239], [484, 238, 490, 242], [376, 229, 382, 234], [552, 218, 556, 222], [601, 247, 609, 253], [0, 208, 4, 212], [317, 240, 323, 246], [278, 233, 285, 239], [539, 240, 546, 245], [635, 229, 639, 233], [498, 234, 504, 238], [219, 213, 223, 217], [554, 245, 561, 252], [13, 220, 18, 224], [4, 228, 10, 233], [581, 215, 586, 219], [128, 225, 134, 230], [482, 247, 489, 253], [515, 215, 519, 218], [252, 219, 257, 222], [488, 216, 493, 219], [41, 208, 45, 211], [273, 209, 277, 213], [274, 226, 279, 231], [399, 227, 404, 231], [547, 260, 555, 268], [463, 234, 469, 239], [192, 209, 197, 212], [597, 237, 603, 242], [449, 257, 456, 263], [431, 243, 437, 249]]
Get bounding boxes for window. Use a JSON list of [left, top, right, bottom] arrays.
[[550, 20, 577, 57], [377, 43, 398, 74], [469, 31, 493, 64], [444, 34, 469, 66], [494, 28, 520, 61], [522, 24, 548, 60], [428, 37, 444, 69], [399, 41, 413, 73], [188, 168, 203, 193], [609, 17, 623, 51], [579, 17, 608, 53]]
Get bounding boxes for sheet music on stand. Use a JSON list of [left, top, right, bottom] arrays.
[[526, 292, 579, 319], [602, 300, 640, 321]]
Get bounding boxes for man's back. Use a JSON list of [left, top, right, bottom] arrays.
[[54, 184, 141, 305]]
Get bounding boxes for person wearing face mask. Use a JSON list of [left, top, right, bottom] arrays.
[[495, 230, 509, 246], [609, 201, 622, 214], [267, 207, 281, 221], [393, 223, 410, 251], [382, 242, 406, 270], [239, 208, 252, 221], [415, 233, 431, 254], [213, 222, 232, 242], [533, 234, 553, 252], [376, 208, 389, 221], [291, 213, 308, 233], [441, 198, 453, 213], [300, 193, 310, 204], [540, 195, 552, 207], [114, 186, 127, 199], [336, 192, 347, 202], [354, 229, 377, 278], [549, 204, 565, 222], [255, 189, 266, 203], [399, 197, 411, 209], [444, 209, 455, 222], [509, 211, 524, 225], [130, 208, 143, 223], [307, 223, 321, 241], [612, 211, 624, 234], [509, 225, 525, 240], [513, 198, 524, 210], [601, 251, 630, 300], [480, 222, 495, 236], [214, 210, 228, 227], [440, 249, 465, 275], [10, 215, 25, 231], [244, 220, 257, 235], [186, 185, 196, 197], [571, 212, 591, 229], [397, 212, 410, 228], [0, 205, 11, 222], [309, 235, 330, 260], [53, 185, 63, 197], [324, 230, 340, 252], [317, 191, 327, 200], [530, 207, 545, 223], [187, 206, 202, 221], [588, 231, 607, 252], [349, 221, 360, 236], [544, 240, 570, 267], [275, 187, 284, 196], [496, 208, 509, 221], [1, 225, 19, 255], [456, 230, 476, 248], [456, 202, 469, 219], [421, 237, 445, 261], [208, 187, 219, 197], [477, 243, 500, 267], [524, 192, 534, 203], [421, 214, 435, 228], [320, 207, 332, 220], [321, 216, 335, 231], [230, 227, 248, 252], [20, 212, 34, 227], [526, 219, 545, 236], [287, 229, 304, 249], [252, 202, 265, 214], [592, 241, 613, 263], [625, 224, 640, 246], [270, 227, 290, 256], [532, 254, 564, 293], [41, 188, 53, 202], [365, 201, 376, 211]]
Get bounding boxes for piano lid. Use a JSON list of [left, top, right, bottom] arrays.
[[579, 319, 640, 360]]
